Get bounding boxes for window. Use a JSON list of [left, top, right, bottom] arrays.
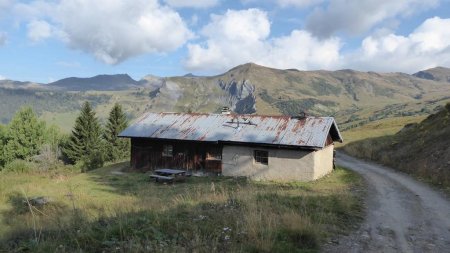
[[254, 150, 268, 165], [162, 145, 173, 157]]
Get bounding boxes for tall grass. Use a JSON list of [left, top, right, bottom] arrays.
[[0, 165, 364, 252], [342, 104, 450, 194]]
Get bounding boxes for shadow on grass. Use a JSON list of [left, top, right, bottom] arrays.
[[2, 192, 70, 220], [85, 162, 250, 197], [0, 180, 364, 253], [0, 194, 249, 252]]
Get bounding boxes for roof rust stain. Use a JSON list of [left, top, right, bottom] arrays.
[[119, 112, 343, 148], [292, 119, 306, 132]]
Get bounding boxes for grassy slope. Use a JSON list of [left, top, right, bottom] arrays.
[[339, 115, 427, 147], [0, 164, 364, 252], [343, 103, 450, 193], [2, 63, 450, 134]]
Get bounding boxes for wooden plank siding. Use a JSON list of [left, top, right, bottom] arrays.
[[131, 138, 222, 173]]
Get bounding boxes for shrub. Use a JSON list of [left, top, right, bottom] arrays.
[[82, 150, 105, 172], [3, 160, 35, 173]]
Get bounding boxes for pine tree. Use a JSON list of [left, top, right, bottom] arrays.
[[64, 102, 104, 171], [104, 103, 130, 162], [3, 107, 46, 164]]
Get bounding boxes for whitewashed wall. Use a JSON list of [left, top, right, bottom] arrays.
[[222, 145, 332, 181], [312, 144, 334, 180]]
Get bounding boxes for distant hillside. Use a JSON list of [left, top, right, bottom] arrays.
[[413, 67, 450, 83], [0, 63, 450, 132], [0, 80, 43, 89], [343, 103, 450, 192], [48, 74, 145, 91]]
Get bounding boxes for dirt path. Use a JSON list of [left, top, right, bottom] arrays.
[[324, 152, 450, 253]]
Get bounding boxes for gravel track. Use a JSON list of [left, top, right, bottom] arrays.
[[324, 152, 450, 253]]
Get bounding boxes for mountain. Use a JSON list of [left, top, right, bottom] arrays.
[[47, 74, 145, 91], [413, 67, 450, 83], [166, 63, 450, 128], [343, 103, 450, 191], [1, 63, 450, 132], [0, 80, 43, 89]]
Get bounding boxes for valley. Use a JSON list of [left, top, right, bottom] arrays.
[[1, 63, 449, 252]]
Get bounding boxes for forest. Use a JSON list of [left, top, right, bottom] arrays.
[[0, 102, 129, 172]]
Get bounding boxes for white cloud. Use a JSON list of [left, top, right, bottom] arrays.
[[202, 9, 270, 42], [0, 75, 6, 80], [27, 20, 52, 42], [185, 8, 341, 72], [346, 17, 450, 73], [14, 0, 193, 64], [306, 0, 440, 38], [0, 0, 12, 11], [277, 0, 324, 8], [264, 30, 341, 70], [164, 0, 220, 8]]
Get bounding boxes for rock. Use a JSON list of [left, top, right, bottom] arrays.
[[26, 196, 52, 207]]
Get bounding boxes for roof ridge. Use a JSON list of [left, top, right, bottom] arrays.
[[145, 112, 331, 119]]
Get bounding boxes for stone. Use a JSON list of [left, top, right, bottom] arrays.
[[26, 196, 52, 207]]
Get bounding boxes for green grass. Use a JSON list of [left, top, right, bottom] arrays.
[[342, 103, 450, 195], [0, 164, 364, 252], [339, 115, 426, 147], [39, 112, 78, 133]]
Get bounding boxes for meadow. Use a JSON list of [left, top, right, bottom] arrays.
[[0, 164, 364, 252], [341, 104, 450, 194]]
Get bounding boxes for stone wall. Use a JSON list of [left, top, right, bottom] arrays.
[[222, 145, 317, 181], [312, 144, 334, 180]]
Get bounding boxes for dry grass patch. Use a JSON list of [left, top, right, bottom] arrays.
[[0, 165, 364, 252]]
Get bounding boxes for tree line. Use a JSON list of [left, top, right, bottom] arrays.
[[0, 102, 129, 172]]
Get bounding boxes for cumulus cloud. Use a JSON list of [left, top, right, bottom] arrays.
[[185, 8, 341, 72], [0, 75, 6, 80], [15, 0, 193, 64], [0, 0, 12, 11], [346, 17, 450, 73], [164, 0, 220, 8], [277, 0, 324, 8], [27, 20, 53, 42], [306, 0, 440, 38]]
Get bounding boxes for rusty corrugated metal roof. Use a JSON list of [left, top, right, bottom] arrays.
[[119, 113, 343, 149]]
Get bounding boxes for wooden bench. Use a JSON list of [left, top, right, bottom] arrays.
[[149, 174, 174, 183]]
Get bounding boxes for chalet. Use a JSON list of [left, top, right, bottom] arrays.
[[118, 112, 343, 181]]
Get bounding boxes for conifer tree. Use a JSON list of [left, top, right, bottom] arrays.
[[64, 102, 104, 171], [104, 103, 130, 162], [3, 107, 45, 164]]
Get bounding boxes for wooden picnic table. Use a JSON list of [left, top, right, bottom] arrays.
[[149, 169, 189, 183], [155, 169, 187, 176]]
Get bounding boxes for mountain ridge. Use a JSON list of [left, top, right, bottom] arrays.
[[413, 66, 450, 83], [3, 63, 449, 91], [1, 63, 450, 132], [47, 73, 145, 91]]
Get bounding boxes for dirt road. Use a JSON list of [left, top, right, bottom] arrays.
[[325, 153, 450, 253]]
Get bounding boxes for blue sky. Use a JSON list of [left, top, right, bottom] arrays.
[[0, 0, 450, 83]]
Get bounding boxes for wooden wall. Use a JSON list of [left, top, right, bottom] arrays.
[[130, 138, 222, 173]]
